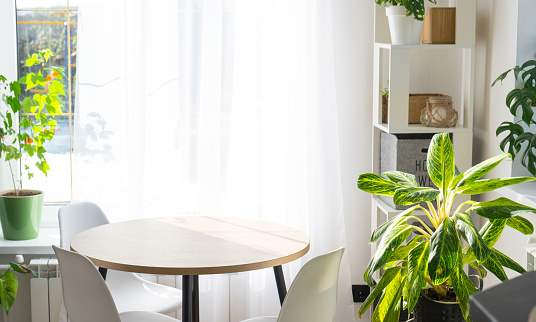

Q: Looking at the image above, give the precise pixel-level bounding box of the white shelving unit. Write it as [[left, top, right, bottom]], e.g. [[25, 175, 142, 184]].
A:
[[370, 0, 477, 263]]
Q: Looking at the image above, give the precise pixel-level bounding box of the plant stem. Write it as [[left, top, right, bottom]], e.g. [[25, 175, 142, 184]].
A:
[[425, 276, 448, 298], [410, 225, 431, 239], [407, 216, 434, 235], [7, 161, 18, 196], [454, 200, 476, 215], [417, 205, 437, 228], [425, 202, 439, 227]]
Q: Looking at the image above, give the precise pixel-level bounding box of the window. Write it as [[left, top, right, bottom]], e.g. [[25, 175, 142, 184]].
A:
[[16, 0, 78, 202]]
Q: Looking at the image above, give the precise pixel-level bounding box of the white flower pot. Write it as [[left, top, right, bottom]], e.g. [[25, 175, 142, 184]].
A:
[[386, 6, 424, 45]]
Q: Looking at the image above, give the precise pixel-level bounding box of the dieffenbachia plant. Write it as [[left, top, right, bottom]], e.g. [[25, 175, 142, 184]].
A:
[[492, 59, 536, 176], [357, 133, 536, 322]]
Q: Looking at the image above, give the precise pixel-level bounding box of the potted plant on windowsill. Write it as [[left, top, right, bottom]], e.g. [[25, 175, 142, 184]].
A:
[[375, 0, 437, 45], [357, 133, 536, 321], [0, 49, 66, 240]]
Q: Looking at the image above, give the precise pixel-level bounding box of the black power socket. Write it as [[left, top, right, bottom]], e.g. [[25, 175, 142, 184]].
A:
[[352, 284, 370, 302]]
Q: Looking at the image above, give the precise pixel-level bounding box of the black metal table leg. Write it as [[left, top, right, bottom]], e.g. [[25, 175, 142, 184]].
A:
[[273, 265, 287, 305], [183, 275, 200, 322], [193, 275, 199, 321], [98, 267, 107, 280]]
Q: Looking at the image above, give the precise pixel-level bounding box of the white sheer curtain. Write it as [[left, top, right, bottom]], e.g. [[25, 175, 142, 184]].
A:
[[74, 0, 354, 320]]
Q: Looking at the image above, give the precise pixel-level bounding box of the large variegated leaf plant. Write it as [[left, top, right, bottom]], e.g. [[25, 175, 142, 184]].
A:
[[357, 133, 536, 322]]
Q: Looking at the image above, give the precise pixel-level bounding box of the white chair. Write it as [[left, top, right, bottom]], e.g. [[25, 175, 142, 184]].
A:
[[241, 248, 345, 322], [53, 245, 179, 322], [58, 202, 182, 314]]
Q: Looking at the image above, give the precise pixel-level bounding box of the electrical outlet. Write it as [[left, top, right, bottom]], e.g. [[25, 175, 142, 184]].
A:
[[352, 284, 370, 302]]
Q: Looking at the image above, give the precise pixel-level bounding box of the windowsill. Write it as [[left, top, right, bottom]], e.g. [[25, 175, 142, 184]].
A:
[[496, 181, 536, 209], [0, 227, 59, 255]]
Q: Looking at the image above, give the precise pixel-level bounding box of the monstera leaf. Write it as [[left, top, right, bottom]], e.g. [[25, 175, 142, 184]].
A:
[[493, 59, 536, 176]]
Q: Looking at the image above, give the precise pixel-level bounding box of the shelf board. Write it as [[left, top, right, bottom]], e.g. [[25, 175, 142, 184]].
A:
[[375, 42, 474, 50], [372, 197, 428, 218], [374, 122, 473, 134]]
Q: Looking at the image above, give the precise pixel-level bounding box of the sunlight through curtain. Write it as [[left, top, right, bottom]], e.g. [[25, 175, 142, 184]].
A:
[[74, 0, 354, 320]]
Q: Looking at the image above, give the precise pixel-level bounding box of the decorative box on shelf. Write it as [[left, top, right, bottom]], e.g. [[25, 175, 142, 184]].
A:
[[422, 7, 456, 44], [379, 132, 436, 210]]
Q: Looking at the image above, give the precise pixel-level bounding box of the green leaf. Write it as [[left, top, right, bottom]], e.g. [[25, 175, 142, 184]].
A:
[[493, 248, 526, 274], [480, 219, 506, 248], [392, 187, 440, 205], [357, 173, 402, 196], [386, 235, 424, 265], [456, 212, 491, 262], [514, 132, 536, 176], [506, 87, 536, 126], [403, 0, 426, 20], [48, 80, 66, 96], [492, 68, 514, 87], [471, 197, 536, 219], [428, 217, 459, 284], [358, 267, 401, 318], [364, 224, 412, 286], [383, 171, 419, 188], [482, 251, 508, 281], [468, 261, 488, 278], [450, 257, 477, 322], [448, 172, 464, 191], [506, 216, 534, 235], [496, 121, 524, 159], [427, 133, 455, 193], [455, 153, 509, 191], [0, 271, 17, 315], [9, 81, 20, 97], [520, 59, 536, 88], [369, 206, 418, 243], [25, 53, 39, 67], [457, 177, 536, 195], [405, 240, 429, 313], [9, 262, 37, 277], [372, 271, 406, 322]]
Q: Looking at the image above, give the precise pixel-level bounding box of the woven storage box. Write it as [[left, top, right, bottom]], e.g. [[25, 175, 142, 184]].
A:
[[382, 94, 447, 124], [422, 8, 456, 44], [379, 132, 436, 210]]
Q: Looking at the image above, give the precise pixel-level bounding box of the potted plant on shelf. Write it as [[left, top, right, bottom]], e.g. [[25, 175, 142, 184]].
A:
[[357, 133, 536, 322], [375, 0, 437, 45], [492, 59, 536, 176], [0, 49, 66, 240]]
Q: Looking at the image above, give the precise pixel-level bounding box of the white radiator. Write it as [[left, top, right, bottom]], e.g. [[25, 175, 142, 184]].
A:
[[30, 258, 62, 322]]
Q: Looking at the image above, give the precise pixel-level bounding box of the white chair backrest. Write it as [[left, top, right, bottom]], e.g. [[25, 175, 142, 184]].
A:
[[58, 202, 110, 248], [53, 245, 122, 322], [278, 248, 345, 322]]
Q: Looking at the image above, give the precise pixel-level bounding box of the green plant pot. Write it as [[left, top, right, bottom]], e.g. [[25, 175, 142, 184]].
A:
[[0, 190, 43, 240]]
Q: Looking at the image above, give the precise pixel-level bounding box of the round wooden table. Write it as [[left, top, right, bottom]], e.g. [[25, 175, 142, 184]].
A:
[[70, 216, 310, 322]]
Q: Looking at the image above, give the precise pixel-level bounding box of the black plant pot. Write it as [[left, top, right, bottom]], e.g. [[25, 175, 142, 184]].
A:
[[413, 290, 464, 322]]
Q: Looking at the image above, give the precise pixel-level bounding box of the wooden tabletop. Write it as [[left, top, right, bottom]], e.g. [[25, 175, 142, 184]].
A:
[[70, 216, 310, 275]]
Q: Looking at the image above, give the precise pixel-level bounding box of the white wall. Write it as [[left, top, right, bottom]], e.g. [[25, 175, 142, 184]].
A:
[[473, 0, 536, 290], [0, 0, 17, 191], [331, 0, 373, 319]]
